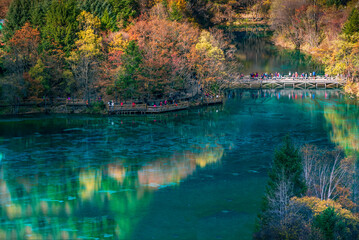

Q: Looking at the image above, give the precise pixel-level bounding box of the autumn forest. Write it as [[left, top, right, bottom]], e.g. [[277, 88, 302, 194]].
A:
[[1, 1, 359, 239], [0, 0, 241, 110]]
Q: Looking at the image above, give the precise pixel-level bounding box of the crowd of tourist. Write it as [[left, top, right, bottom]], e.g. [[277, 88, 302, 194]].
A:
[[247, 71, 323, 79]]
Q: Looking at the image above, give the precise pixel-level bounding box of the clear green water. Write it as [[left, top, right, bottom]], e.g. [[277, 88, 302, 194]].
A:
[[0, 89, 358, 240]]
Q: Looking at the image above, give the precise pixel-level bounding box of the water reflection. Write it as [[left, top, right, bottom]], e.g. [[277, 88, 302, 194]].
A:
[[0, 144, 223, 239], [233, 31, 324, 74], [1, 89, 359, 240], [324, 100, 359, 157], [234, 89, 359, 159], [226, 89, 343, 103]]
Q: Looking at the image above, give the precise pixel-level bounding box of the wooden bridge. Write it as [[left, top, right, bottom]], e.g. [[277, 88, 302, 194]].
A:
[[231, 76, 347, 90]]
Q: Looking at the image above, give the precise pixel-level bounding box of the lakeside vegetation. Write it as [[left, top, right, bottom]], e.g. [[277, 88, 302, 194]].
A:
[[255, 136, 359, 239]]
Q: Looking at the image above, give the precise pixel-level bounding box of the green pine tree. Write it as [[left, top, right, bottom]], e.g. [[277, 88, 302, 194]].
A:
[[30, 0, 51, 28], [116, 40, 142, 100], [313, 207, 347, 240], [2, 0, 32, 42], [343, 8, 359, 37], [42, 0, 79, 54], [109, 0, 138, 26], [267, 135, 306, 199]]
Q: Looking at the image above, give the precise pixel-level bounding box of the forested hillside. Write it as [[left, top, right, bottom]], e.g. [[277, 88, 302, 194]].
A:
[[0, 0, 242, 106]]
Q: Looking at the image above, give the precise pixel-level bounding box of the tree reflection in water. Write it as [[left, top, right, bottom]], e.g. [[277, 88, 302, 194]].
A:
[[0, 145, 223, 239]]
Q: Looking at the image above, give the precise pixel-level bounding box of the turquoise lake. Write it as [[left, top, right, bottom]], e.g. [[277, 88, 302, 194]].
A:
[[1, 89, 358, 240]]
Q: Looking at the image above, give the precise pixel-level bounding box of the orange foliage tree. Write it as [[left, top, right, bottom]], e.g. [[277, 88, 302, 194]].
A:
[[3, 22, 40, 100], [8, 22, 40, 70], [128, 9, 231, 100], [100, 32, 129, 99], [129, 13, 200, 99]]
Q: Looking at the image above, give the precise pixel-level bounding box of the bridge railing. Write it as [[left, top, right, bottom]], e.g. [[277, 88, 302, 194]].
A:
[[236, 76, 346, 83]]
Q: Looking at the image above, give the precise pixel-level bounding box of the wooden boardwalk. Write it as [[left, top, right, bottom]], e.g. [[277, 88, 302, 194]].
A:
[[231, 76, 346, 89], [108, 98, 223, 115], [0, 98, 223, 115], [108, 103, 188, 115]]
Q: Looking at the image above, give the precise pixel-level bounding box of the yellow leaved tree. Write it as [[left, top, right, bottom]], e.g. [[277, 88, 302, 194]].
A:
[[67, 11, 103, 104], [194, 30, 226, 95], [325, 33, 359, 97], [292, 196, 358, 221]]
